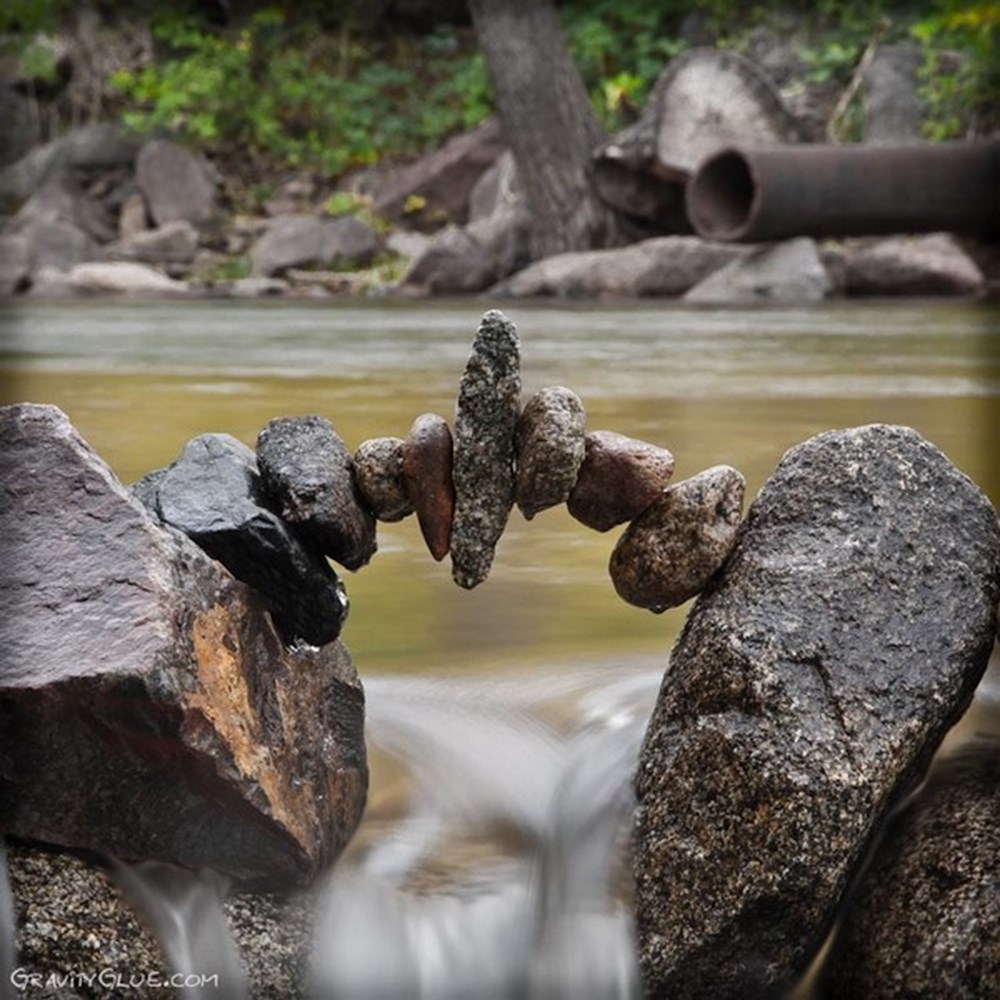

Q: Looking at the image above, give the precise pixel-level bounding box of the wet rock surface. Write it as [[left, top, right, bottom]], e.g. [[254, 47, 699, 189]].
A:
[[256, 415, 376, 571], [402, 413, 455, 562], [515, 386, 586, 520], [0, 404, 367, 889], [152, 432, 349, 645], [567, 430, 675, 532], [450, 310, 521, 588], [634, 424, 1000, 998], [610, 464, 745, 611], [354, 436, 413, 523], [823, 741, 1000, 998]]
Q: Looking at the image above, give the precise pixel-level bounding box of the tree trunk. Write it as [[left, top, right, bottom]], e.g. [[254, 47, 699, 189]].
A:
[[468, 0, 617, 259]]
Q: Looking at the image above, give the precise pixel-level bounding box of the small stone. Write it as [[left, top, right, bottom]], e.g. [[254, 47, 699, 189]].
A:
[[256, 415, 376, 571], [450, 310, 521, 588], [610, 465, 745, 612], [402, 413, 455, 562], [515, 386, 586, 520], [567, 430, 675, 532], [354, 437, 413, 523], [157, 432, 348, 646]]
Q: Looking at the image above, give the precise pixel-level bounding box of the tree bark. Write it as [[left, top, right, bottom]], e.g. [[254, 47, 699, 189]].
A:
[[468, 0, 617, 259]]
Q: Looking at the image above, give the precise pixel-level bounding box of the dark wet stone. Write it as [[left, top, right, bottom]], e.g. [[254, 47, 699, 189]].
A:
[[0, 404, 367, 890], [256, 415, 376, 571], [567, 430, 675, 532], [450, 310, 521, 588], [157, 432, 348, 646], [515, 386, 586, 520], [634, 424, 1000, 998], [610, 465, 745, 611], [823, 741, 1000, 998], [402, 413, 455, 562], [354, 436, 413, 523]]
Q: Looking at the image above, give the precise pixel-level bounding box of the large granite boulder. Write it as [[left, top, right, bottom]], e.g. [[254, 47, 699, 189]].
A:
[[0, 404, 367, 890], [634, 424, 1000, 997], [823, 740, 1000, 997], [135, 139, 218, 227], [250, 214, 381, 277]]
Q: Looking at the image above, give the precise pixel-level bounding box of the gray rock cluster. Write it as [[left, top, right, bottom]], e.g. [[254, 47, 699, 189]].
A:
[[348, 310, 745, 604]]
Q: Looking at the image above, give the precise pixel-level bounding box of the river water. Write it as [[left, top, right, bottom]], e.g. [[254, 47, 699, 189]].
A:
[[1, 297, 998, 996]]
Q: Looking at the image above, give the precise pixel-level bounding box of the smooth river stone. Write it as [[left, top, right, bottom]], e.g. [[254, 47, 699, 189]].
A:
[[450, 310, 521, 588], [634, 424, 1000, 997], [354, 436, 413, 523], [610, 465, 745, 612], [515, 385, 586, 520], [567, 430, 675, 532], [256, 415, 376, 571], [402, 413, 455, 562]]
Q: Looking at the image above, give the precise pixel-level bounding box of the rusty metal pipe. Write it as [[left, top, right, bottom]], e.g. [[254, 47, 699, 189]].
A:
[[686, 142, 1000, 242]]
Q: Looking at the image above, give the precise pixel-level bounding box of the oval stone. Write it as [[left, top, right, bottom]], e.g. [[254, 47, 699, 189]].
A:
[[567, 430, 675, 532], [609, 464, 745, 612], [354, 437, 413, 523], [515, 385, 586, 520], [402, 413, 455, 562]]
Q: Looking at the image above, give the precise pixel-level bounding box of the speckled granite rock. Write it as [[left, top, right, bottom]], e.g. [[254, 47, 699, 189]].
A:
[[610, 465, 745, 611], [822, 741, 1000, 998], [450, 310, 521, 588], [515, 386, 586, 520], [567, 430, 675, 532], [256, 415, 376, 571], [402, 413, 455, 562], [634, 424, 1000, 998], [354, 437, 413, 523]]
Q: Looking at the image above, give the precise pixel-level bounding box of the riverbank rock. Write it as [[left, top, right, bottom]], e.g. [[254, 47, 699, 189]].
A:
[[862, 43, 925, 143], [495, 237, 746, 298], [354, 437, 413, 523], [684, 236, 831, 304], [250, 214, 381, 277], [403, 413, 455, 562], [135, 139, 218, 227], [62, 261, 188, 296], [105, 220, 199, 267], [256, 416, 376, 571], [823, 741, 1000, 998], [634, 424, 1000, 997], [450, 311, 521, 588], [842, 233, 985, 297], [0, 404, 367, 890], [610, 465, 745, 611], [567, 431, 675, 532], [515, 386, 586, 520], [148, 432, 349, 645]]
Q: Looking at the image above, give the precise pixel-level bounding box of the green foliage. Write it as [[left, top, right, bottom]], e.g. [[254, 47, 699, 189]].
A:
[[111, 10, 491, 176], [912, 1, 1000, 138]]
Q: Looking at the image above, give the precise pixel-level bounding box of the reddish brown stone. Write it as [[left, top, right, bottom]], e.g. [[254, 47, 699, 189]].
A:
[[402, 413, 455, 561], [567, 430, 675, 532]]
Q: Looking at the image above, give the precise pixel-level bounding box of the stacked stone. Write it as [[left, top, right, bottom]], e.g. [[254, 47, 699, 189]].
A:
[[136, 308, 747, 644]]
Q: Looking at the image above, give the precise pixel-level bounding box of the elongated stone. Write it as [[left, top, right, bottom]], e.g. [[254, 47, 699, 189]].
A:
[[402, 413, 455, 562], [610, 465, 745, 611], [354, 436, 413, 523], [515, 385, 586, 520], [450, 310, 521, 588], [256, 415, 376, 571], [634, 425, 1000, 997], [567, 430, 675, 532]]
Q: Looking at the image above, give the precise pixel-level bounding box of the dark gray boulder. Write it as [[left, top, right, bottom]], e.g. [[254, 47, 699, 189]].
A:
[[823, 740, 1000, 998], [0, 404, 367, 890], [153, 432, 349, 645], [634, 424, 1000, 998], [450, 310, 521, 589], [256, 415, 376, 571]]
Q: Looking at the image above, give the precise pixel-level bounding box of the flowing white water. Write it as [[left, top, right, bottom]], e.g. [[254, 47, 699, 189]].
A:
[[311, 664, 661, 1000]]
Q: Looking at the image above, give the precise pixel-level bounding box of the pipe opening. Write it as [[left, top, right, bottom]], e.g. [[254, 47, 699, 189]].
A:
[[686, 150, 756, 241]]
